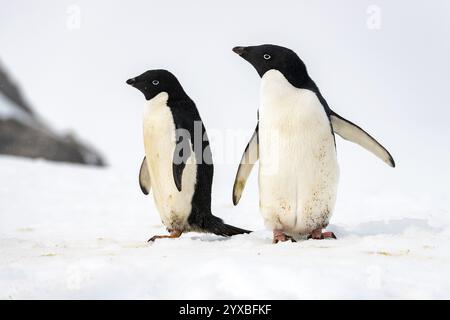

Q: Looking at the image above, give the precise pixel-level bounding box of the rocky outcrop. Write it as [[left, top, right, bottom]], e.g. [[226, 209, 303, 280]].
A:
[[0, 61, 105, 166]]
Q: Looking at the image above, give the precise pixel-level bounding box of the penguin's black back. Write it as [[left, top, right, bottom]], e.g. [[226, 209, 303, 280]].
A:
[[168, 97, 214, 224]]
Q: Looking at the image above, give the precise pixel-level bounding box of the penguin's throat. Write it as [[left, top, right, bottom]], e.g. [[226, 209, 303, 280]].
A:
[[146, 92, 169, 110], [260, 69, 297, 106]]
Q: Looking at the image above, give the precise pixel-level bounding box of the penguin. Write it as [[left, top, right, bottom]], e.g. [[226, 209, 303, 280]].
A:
[[231, 44, 395, 243], [126, 69, 250, 241]]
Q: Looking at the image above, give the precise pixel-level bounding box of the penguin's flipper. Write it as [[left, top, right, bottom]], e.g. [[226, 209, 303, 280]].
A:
[[172, 130, 192, 192], [330, 111, 395, 167], [232, 125, 259, 205], [139, 156, 151, 195]]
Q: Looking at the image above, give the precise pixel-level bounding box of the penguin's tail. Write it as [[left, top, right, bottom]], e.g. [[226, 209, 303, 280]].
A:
[[202, 215, 251, 237]]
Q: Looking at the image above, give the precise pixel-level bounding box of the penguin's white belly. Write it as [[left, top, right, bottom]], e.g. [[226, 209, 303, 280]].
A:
[[142, 92, 197, 230], [258, 70, 339, 236]]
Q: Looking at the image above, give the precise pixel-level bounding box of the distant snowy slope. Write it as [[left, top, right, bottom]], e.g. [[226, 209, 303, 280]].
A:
[[0, 157, 449, 299]]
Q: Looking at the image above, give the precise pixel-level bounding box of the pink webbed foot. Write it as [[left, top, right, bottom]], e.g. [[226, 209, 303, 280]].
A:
[[272, 230, 296, 244], [148, 229, 182, 242], [308, 229, 337, 240]]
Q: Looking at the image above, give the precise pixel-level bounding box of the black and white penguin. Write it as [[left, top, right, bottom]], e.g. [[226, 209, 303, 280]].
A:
[[231, 44, 395, 243], [127, 69, 250, 241]]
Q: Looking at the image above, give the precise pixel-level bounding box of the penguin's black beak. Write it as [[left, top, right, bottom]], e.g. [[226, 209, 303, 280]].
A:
[[126, 78, 136, 86], [232, 46, 246, 56]]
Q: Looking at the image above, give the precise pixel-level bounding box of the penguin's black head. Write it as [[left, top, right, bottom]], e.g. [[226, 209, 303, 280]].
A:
[[126, 69, 186, 101], [233, 44, 309, 85]]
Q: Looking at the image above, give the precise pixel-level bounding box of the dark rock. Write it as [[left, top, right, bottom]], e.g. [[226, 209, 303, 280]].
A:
[[0, 61, 106, 166], [0, 63, 34, 115]]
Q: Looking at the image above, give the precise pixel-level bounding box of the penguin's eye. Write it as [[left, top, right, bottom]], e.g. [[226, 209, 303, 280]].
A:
[[152, 80, 159, 86], [263, 54, 271, 60]]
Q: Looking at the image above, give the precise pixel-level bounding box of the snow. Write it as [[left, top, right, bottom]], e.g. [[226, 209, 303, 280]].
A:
[[1, 156, 449, 299]]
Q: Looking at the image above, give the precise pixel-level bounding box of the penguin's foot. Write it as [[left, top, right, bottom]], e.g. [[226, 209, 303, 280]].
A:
[[308, 229, 337, 240], [148, 229, 182, 242], [272, 230, 296, 244]]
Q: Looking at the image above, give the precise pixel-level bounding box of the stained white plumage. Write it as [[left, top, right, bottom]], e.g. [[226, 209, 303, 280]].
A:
[[258, 70, 339, 236]]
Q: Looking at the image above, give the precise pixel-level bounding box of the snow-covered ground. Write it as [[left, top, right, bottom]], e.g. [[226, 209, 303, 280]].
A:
[[1, 156, 449, 299]]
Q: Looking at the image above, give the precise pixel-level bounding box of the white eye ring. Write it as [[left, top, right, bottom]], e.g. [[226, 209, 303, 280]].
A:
[[263, 54, 271, 60], [152, 80, 159, 85]]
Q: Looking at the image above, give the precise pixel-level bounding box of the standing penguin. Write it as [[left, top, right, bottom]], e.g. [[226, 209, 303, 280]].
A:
[[127, 69, 250, 241], [232, 45, 395, 243]]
